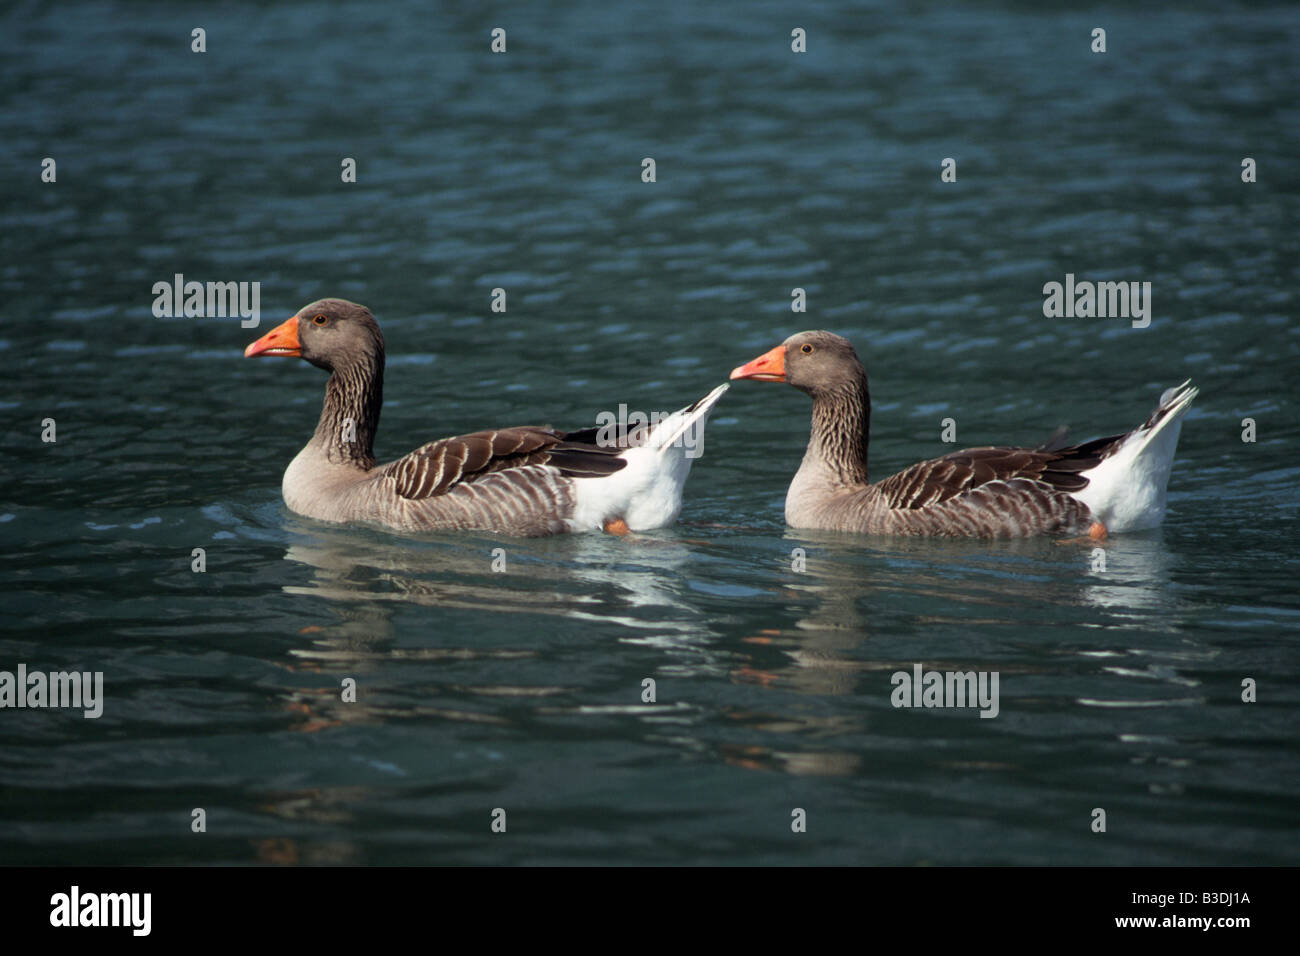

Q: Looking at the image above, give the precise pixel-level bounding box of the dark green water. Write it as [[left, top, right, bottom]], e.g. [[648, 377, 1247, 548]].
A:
[[2, 1, 1297, 865]]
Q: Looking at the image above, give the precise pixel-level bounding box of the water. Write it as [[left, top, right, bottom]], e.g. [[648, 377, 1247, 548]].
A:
[[1, 0, 1297, 865]]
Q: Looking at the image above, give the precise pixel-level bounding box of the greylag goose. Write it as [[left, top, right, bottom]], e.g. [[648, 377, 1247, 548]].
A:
[[244, 299, 727, 536], [730, 331, 1197, 538]]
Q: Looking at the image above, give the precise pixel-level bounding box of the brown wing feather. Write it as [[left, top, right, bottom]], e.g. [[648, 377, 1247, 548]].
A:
[[381, 426, 626, 501], [876, 439, 1119, 511]]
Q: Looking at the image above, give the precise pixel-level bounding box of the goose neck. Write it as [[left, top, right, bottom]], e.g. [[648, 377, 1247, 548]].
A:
[[313, 354, 383, 468], [805, 376, 871, 486]]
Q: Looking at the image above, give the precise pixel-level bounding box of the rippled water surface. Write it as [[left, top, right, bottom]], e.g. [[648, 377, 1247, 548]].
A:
[[2, 1, 1297, 865]]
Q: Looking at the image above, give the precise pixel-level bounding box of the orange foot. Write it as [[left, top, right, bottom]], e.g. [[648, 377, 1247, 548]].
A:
[[603, 517, 631, 536], [1055, 521, 1110, 546]]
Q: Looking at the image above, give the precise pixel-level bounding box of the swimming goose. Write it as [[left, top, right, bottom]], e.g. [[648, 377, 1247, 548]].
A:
[[244, 299, 727, 536], [730, 331, 1196, 537]]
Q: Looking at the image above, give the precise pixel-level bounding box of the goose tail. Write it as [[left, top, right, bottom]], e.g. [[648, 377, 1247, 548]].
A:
[[1072, 381, 1197, 532], [569, 384, 729, 531]]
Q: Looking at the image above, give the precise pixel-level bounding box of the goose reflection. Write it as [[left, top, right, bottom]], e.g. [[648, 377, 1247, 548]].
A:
[[717, 529, 1207, 777], [751, 529, 1198, 681], [250, 786, 371, 865], [268, 517, 727, 735], [280, 517, 718, 636]]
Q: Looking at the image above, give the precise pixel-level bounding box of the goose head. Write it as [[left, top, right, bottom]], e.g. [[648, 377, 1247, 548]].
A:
[[729, 330, 865, 398], [244, 298, 385, 373]]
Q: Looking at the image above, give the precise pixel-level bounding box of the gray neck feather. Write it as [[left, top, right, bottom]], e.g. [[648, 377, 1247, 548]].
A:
[[314, 351, 383, 468], [807, 373, 871, 486]]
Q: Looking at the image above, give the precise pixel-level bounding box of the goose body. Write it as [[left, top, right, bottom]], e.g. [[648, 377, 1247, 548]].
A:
[[246, 299, 726, 536], [731, 331, 1196, 538]]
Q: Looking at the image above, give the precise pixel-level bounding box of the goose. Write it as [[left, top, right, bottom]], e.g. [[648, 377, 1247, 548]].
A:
[[730, 331, 1196, 538], [243, 299, 727, 536]]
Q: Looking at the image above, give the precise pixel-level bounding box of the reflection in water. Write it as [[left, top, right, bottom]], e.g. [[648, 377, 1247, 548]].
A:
[[252, 786, 371, 864], [718, 741, 864, 777], [268, 520, 730, 741], [711, 529, 1211, 778], [279, 519, 721, 641], [264, 515, 1213, 789], [758, 529, 1202, 676]]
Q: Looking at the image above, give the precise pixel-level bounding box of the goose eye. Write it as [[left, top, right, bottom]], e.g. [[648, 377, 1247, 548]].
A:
[[312, 314, 328, 326], [800, 344, 813, 354]]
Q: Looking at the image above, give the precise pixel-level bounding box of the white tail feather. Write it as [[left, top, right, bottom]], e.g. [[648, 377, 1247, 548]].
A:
[[569, 383, 729, 530], [1072, 381, 1197, 532], [645, 383, 730, 454]]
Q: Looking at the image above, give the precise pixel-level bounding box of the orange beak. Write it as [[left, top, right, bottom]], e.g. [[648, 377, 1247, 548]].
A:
[[729, 344, 786, 382], [244, 315, 302, 358]]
